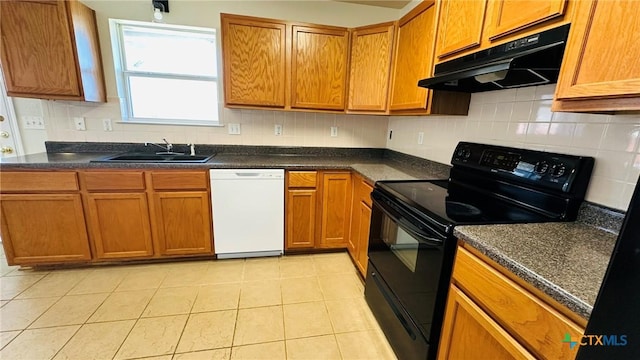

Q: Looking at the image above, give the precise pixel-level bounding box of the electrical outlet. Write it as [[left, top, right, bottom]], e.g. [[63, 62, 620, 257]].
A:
[[418, 132, 424, 145], [275, 124, 283, 136], [228, 123, 241, 135], [102, 119, 113, 131], [74, 117, 86, 131], [330, 126, 338, 137]]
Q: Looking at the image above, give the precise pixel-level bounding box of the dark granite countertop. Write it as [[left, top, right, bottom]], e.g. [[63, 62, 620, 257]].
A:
[[454, 223, 617, 320], [0, 147, 451, 184]]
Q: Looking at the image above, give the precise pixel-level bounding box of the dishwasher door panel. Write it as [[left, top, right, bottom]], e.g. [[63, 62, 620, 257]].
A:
[[210, 169, 284, 258]]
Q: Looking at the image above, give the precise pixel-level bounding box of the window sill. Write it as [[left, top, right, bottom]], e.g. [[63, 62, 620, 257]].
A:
[[116, 120, 224, 127]]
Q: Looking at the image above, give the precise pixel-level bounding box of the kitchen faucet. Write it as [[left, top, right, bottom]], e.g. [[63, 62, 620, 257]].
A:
[[145, 138, 174, 153]]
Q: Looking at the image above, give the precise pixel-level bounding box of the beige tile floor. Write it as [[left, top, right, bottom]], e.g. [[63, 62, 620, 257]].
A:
[[0, 249, 397, 360]]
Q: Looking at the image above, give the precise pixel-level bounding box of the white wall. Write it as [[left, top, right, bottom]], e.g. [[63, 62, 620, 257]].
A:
[[387, 84, 640, 210], [13, 0, 400, 153]]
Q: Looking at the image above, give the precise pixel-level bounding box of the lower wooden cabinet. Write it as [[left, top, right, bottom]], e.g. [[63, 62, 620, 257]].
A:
[[439, 285, 535, 360], [152, 191, 213, 256], [348, 174, 373, 276], [319, 172, 352, 248], [0, 193, 91, 265], [438, 245, 584, 359], [85, 193, 154, 259], [286, 189, 317, 249], [285, 170, 353, 251]]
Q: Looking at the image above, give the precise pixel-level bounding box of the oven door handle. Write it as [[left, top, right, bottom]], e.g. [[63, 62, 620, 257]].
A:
[[375, 200, 445, 246], [397, 218, 444, 246]]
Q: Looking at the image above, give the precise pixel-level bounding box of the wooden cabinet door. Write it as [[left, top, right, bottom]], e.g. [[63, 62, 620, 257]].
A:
[[286, 189, 317, 249], [0, 0, 81, 98], [291, 25, 349, 110], [486, 0, 567, 41], [438, 285, 535, 360], [435, 0, 488, 59], [0, 194, 91, 265], [347, 22, 395, 112], [355, 201, 372, 276], [389, 2, 436, 111], [152, 191, 213, 256], [553, 0, 640, 112], [221, 14, 286, 107], [319, 172, 352, 248], [86, 193, 154, 259]]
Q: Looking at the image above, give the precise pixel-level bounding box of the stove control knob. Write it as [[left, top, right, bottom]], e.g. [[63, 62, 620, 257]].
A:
[[464, 150, 471, 159], [534, 161, 549, 174], [551, 164, 566, 178], [456, 149, 465, 158]]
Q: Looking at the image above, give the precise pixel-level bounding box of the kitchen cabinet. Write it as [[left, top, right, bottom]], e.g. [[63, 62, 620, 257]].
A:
[[348, 174, 373, 276], [0, 0, 105, 102], [435, 0, 571, 63], [347, 22, 395, 112], [319, 172, 352, 248], [81, 171, 154, 260], [389, 1, 470, 115], [149, 171, 213, 256], [285, 170, 353, 251], [221, 14, 286, 107], [291, 25, 350, 110], [286, 171, 319, 249], [553, 0, 640, 112], [438, 245, 584, 359], [0, 171, 91, 265]]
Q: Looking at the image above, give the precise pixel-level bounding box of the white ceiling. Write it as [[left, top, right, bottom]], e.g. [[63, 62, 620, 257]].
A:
[[333, 0, 412, 9]]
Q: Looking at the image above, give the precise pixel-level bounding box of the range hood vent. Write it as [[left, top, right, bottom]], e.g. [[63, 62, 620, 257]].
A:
[[418, 24, 570, 93]]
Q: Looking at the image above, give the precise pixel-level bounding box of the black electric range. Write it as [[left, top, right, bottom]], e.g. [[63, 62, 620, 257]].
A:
[[365, 142, 595, 360]]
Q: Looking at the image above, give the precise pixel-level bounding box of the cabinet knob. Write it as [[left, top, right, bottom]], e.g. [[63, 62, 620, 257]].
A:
[[0, 131, 9, 138], [1, 146, 14, 154]]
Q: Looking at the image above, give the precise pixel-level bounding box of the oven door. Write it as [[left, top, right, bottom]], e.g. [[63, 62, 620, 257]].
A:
[[367, 189, 453, 344]]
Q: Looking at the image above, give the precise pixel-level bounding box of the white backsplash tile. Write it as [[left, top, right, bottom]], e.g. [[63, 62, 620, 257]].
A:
[[387, 85, 640, 210]]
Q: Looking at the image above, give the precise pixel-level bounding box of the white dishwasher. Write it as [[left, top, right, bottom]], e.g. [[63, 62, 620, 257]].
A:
[[210, 169, 284, 259]]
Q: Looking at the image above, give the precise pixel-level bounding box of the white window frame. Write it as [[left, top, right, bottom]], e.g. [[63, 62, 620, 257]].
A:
[[109, 19, 222, 126]]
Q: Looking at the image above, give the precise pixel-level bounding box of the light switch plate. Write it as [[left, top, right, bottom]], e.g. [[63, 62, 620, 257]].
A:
[[418, 132, 424, 145], [274, 124, 283, 136], [102, 119, 113, 131], [22, 116, 45, 129], [330, 126, 338, 137]]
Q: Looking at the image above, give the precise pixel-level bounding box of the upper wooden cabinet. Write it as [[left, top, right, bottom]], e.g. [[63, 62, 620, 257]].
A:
[[0, 0, 105, 102], [221, 14, 286, 107], [435, 0, 570, 62], [347, 22, 395, 112], [389, 1, 470, 115], [435, 0, 488, 59], [553, 0, 640, 112], [291, 25, 350, 110]]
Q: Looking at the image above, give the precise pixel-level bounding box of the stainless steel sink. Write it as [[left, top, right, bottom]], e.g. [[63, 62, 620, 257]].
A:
[[91, 152, 215, 163]]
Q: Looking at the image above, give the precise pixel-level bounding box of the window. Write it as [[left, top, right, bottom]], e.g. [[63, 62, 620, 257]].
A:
[[109, 19, 220, 126]]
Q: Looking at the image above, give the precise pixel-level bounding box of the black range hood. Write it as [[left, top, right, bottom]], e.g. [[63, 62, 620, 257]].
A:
[[418, 24, 570, 93]]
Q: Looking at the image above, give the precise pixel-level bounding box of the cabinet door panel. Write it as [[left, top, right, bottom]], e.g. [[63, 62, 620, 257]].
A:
[[438, 285, 535, 360], [389, 3, 435, 111], [0, 194, 90, 265], [348, 23, 395, 111], [356, 201, 372, 275], [555, 0, 640, 101], [487, 0, 567, 40], [436, 0, 488, 59], [86, 193, 154, 259], [320, 172, 352, 248], [222, 15, 286, 107], [0, 0, 81, 97], [152, 191, 213, 256], [291, 26, 349, 110], [286, 189, 317, 249]]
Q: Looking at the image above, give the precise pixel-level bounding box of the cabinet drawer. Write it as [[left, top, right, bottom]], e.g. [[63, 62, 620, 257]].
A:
[[82, 171, 145, 191], [453, 247, 582, 359], [0, 171, 78, 192], [288, 171, 317, 188], [151, 171, 208, 190]]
